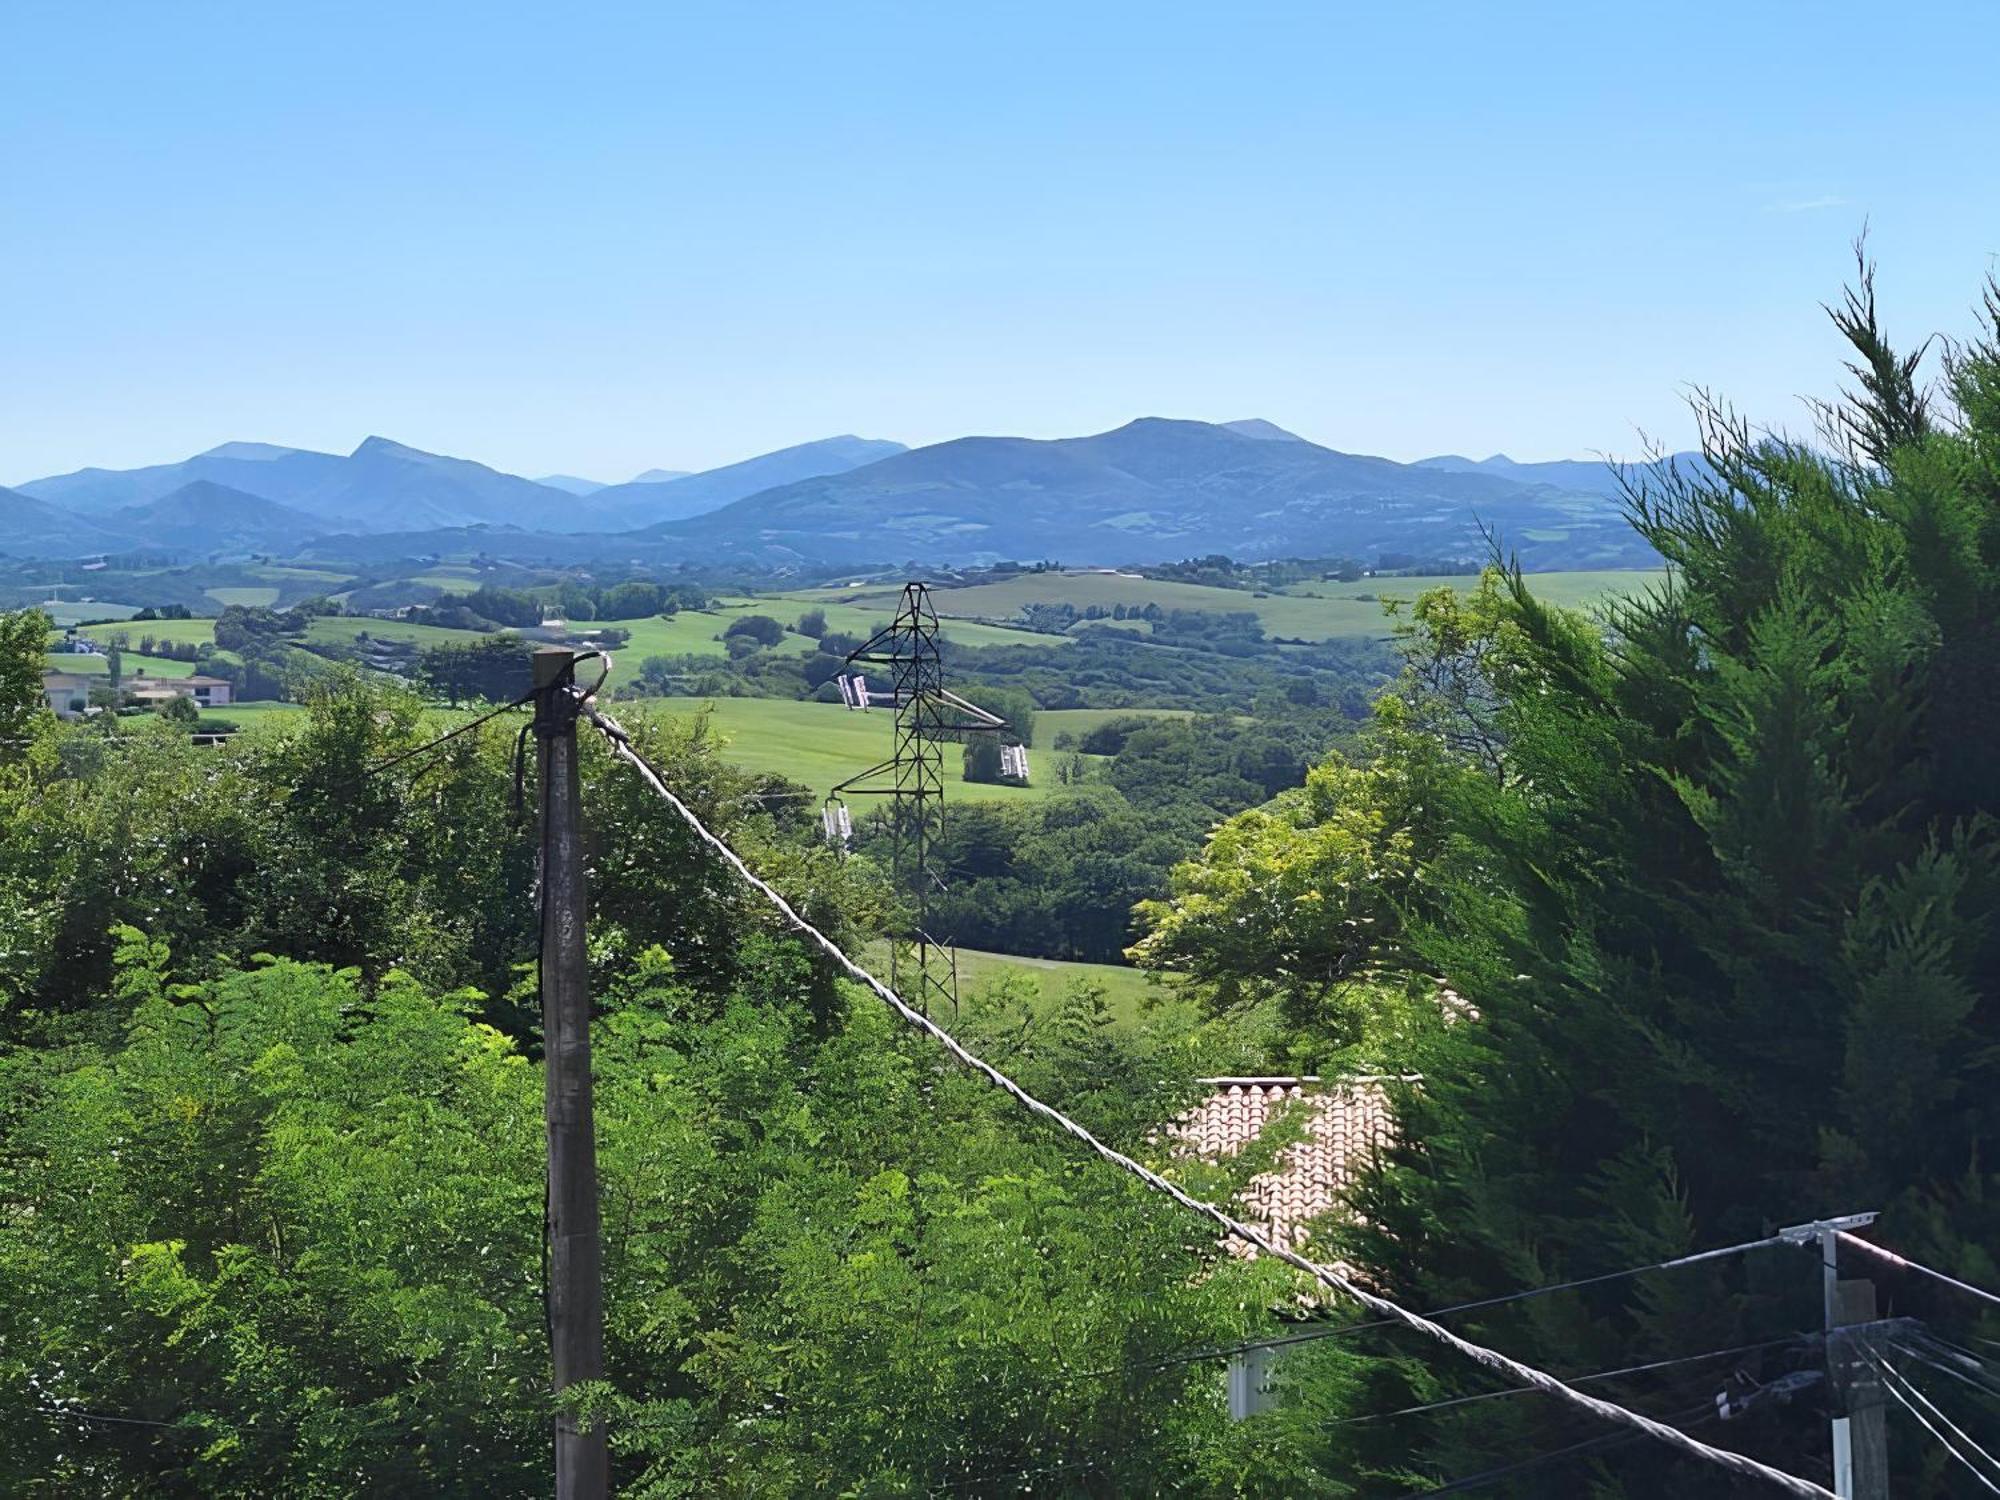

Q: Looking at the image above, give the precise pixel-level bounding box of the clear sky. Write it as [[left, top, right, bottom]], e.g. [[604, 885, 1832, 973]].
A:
[[4, 1, 1996, 486]]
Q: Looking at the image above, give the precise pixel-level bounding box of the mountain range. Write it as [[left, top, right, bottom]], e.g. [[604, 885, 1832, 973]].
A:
[[6, 422, 1682, 568], [645, 418, 1661, 568]]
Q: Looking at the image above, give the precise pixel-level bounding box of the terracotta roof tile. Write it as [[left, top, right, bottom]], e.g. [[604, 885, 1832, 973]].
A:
[[1171, 1076, 1401, 1259]]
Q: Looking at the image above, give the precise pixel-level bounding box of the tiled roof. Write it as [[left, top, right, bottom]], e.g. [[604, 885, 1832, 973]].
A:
[[1173, 1077, 1402, 1258]]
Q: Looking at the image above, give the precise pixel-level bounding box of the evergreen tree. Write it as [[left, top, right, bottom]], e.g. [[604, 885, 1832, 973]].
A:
[[1332, 267, 2000, 1492]]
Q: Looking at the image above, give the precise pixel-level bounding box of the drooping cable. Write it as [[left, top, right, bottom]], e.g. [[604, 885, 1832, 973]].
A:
[[1130, 1234, 1803, 1373], [1866, 1352, 2000, 1494], [578, 700, 1834, 1500], [1415, 1398, 1716, 1495], [1874, 1352, 2000, 1487], [1894, 1333, 2000, 1406], [1329, 1334, 1812, 1428]]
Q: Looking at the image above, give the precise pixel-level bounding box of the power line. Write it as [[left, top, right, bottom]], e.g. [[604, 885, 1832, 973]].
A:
[[1880, 1352, 2000, 1479], [1866, 1351, 2000, 1494], [1415, 1398, 1717, 1495], [1131, 1231, 1805, 1372], [1834, 1231, 2000, 1313], [358, 690, 536, 782], [1330, 1334, 1813, 1429], [578, 698, 1835, 1500], [32, 1405, 186, 1429], [1894, 1333, 2000, 1406]]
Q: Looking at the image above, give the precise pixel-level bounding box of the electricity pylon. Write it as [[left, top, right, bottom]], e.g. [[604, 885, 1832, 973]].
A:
[[832, 582, 1007, 1017]]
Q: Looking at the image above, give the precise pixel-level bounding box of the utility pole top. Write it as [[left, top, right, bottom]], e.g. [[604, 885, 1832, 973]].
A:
[[534, 646, 577, 689], [1777, 1212, 1878, 1246]]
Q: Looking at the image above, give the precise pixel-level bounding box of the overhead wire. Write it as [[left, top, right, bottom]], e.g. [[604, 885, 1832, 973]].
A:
[[1865, 1351, 2000, 1494], [1834, 1231, 2000, 1313], [1894, 1332, 2000, 1406], [1414, 1397, 1719, 1495], [577, 697, 1835, 1500], [1127, 1231, 1805, 1373], [1328, 1333, 1813, 1429]]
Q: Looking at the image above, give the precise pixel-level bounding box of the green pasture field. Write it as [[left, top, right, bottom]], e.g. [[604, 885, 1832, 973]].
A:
[[948, 947, 1185, 1030], [204, 586, 281, 608], [41, 651, 198, 680], [244, 565, 355, 585], [612, 600, 1067, 663], [80, 619, 216, 649], [793, 568, 1660, 642], [302, 617, 514, 650], [1281, 567, 1662, 614], [622, 696, 1066, 804], [38, 600, 142, 626], [200, 703, 309, 729]]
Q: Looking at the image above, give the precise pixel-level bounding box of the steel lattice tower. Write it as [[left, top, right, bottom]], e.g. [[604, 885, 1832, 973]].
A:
[[832, 582, 1006, 1017]]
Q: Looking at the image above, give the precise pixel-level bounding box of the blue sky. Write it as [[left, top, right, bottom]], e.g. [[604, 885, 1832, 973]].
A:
[[4, 1, 1996, 484]]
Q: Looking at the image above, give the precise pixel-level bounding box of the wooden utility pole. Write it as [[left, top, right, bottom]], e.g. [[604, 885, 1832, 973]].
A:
[[535, 648, 609, 1498], [1823, 1227, 1889, 1500]]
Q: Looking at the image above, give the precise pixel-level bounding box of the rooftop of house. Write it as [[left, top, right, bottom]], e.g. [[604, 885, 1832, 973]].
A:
[[1174, 1076, 1407, 1259]]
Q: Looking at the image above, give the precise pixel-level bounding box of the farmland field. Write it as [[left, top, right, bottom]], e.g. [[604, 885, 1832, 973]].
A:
[[623, 696, 1069, 804], [41, 651, 198, 679], [793, 567, 1660, 642], [204, 586, 281, 608], [39, 600, 142, 626], [948, 947, 1184, 1030], [81, 619, 216, 649]]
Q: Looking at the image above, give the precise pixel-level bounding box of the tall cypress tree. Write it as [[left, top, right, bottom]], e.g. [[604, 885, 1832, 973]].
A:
[[1335, 268, 2000, 1493]]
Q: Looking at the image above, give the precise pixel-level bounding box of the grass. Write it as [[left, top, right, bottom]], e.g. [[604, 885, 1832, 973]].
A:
[[201, 703, 309, 729], [792, 568, 1661, 643], [1035, 707, 1199, 742], [38, 601, 142, 626], [623, 696, 1065, 803], [80, 619, 216, 649], [613, 601, 1065, 663], [950, 947, 1183, 1029], [41, 651, 198, 680], [302, 617, 519, 649], [204, 586, 281, 608]]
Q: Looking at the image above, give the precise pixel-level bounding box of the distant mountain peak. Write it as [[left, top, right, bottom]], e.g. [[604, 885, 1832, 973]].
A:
[[1221, 418, 1307, 443], [351, 435, 439, 463], [629, 467, 692, 485], [197, 441, 303, 462]]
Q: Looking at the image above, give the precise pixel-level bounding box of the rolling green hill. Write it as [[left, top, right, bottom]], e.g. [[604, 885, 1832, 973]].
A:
[[796, 567, 1659, 642]]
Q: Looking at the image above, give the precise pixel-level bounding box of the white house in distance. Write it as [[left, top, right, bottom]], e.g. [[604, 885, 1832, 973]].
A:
[[41, 670, 234, 720]]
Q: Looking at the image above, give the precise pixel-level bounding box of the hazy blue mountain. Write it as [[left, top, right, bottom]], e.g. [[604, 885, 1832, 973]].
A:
[[198, 441, 305, 462], [1220, 418, 1308, 442], [1416, 450, 1708, 499], [653, 418, 1654, 568], [290, 436, 578, 531], [21, 437, 581, 533], [106, 480, 327, 555], [536, 474, 609, 496], [22, 445, 348, 514], [0, 485, 121, 558], [629, 467, 691, 485], [586, 436, 908, 529]]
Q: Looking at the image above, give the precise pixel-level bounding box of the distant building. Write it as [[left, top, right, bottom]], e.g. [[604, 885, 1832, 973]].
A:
[[1171, 1076, 1406, 1420], [125, 675, 234, 710], [41, 671, 95, 718], [42, 670, 235, 720]]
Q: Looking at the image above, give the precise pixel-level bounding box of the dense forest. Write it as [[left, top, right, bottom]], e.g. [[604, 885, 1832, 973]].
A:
[[4, 270, 1999, 1494]]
